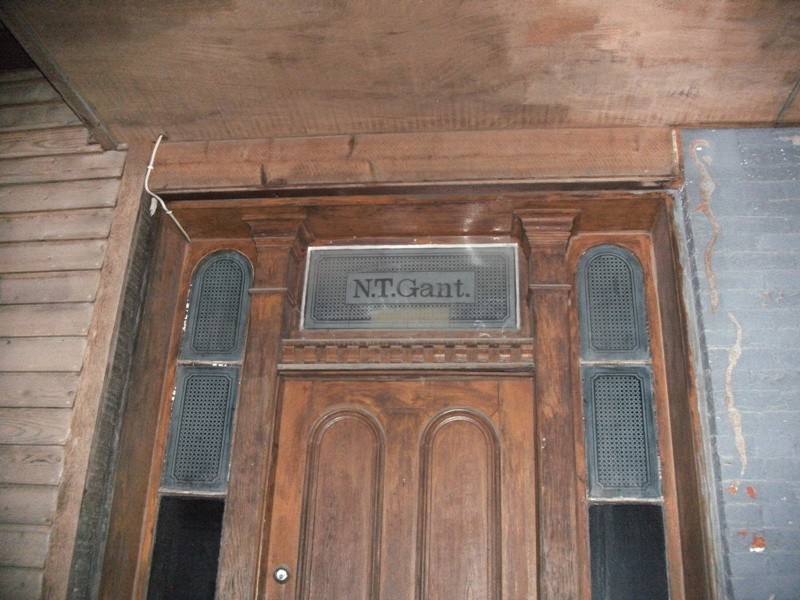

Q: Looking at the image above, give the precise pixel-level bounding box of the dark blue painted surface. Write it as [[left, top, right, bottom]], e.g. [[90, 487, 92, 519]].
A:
[[681, 129, 800, 600]]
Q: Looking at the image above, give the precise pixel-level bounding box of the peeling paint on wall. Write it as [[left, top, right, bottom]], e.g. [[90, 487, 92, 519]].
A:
[[689, 139, 721, 313], [725, 311, 747, 478], [777, 134, 800, 146], [749, 535, 766, 553]]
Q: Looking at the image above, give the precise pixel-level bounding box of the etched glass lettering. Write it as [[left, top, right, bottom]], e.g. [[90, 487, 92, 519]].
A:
[[346, 272, 475, 304]]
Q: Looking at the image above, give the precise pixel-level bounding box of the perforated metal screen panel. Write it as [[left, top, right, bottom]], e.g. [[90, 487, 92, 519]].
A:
[[578, 245, 649, 360], [302, 245, 518, 330], [583, 367, 660, 499], [182, 251, 252, 361], [162, 366, 239, 493]]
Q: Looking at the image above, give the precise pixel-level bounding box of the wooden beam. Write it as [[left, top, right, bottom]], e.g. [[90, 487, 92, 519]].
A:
[[149, 128, 680, 194], [99, 215, 187, 600], [514, 209, 583, 600]]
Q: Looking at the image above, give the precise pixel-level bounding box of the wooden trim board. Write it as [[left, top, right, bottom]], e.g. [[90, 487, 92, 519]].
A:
[[149, 128, 681, 195]]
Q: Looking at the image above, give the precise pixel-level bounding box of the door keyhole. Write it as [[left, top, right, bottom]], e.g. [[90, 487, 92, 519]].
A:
[[273, 567, 290, 584]]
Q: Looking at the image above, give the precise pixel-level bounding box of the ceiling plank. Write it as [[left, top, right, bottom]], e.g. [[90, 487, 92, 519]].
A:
[[0, 7, 119, 150], [3, 1, 799, 144]]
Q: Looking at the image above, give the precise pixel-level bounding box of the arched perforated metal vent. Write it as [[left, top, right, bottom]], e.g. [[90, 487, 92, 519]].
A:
[[578, 244, 667, 596], [162, 367, 239, 493], [584, 369, 659, 498], [578, 245, 649, 360], [162, 250, 251, 493], [182, 251, 252, 361], [578, 245, 660, 500]]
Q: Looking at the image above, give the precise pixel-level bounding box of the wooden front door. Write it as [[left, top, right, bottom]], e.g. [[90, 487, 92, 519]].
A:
[[262, 377, 536, 600]]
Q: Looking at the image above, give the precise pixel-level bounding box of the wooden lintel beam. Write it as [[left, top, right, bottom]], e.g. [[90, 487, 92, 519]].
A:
[[148, 128, 681, 194]]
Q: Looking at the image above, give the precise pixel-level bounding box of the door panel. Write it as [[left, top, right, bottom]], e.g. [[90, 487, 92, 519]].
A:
[[301, 410, 383, 599], [263, 378, 535, 600], [418, 410, 500, 599]]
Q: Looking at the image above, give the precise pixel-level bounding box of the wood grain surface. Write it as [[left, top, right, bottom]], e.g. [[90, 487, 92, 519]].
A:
[[3, 1, 798, 144], [150, 128, 679, 193], [0, 70, 125, 600]]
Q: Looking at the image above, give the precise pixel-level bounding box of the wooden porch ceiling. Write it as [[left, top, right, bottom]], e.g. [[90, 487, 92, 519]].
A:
[[1, 1, 799, 149]]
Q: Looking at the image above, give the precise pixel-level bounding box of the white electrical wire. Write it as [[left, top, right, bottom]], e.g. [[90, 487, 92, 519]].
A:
[[144, 134, 191, 242]]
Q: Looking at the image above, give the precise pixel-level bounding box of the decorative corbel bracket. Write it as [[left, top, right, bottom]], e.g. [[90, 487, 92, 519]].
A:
[[512, 208, 580, 287], [243, 211, 315, 303]]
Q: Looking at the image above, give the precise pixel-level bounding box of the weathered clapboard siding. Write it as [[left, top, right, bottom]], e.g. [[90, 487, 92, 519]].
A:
[[0, 208, 114, 241], [0, 484, 58, 524], [0, 179, 120, 213], [0, 302, 94, 337], [0, 103, 82, 132], [0, 271, 100, 304], [0, 337, 87, 372], [0, 70, 127, 600], [0, 446, 63, 485], [0, 239, 107, 273], [0, 408, 72, 446], [0, 524, 50, 568], [0, 78, 62, 107], [0, 127, 98, 159], [0, 567, 42, 600], [0, 70, 41, 85], [0, 151, 126, 185], [0, 373, 79, 408]]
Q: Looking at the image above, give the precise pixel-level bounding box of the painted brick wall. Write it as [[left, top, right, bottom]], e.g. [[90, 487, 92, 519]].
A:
[[680, 129, 800, 600]]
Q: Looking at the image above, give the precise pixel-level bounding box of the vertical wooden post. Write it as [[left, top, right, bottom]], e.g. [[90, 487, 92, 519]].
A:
[[99, 213, 188, 600], [216, 212, 313, 600], [514, 209, 582, 600]]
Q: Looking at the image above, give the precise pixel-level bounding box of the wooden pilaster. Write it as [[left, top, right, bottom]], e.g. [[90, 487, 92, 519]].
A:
[[514, 209, 582, 600], [216, 211, 313, 599]]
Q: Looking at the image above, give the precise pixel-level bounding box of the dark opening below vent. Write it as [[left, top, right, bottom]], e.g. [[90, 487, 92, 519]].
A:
[[148, 497, 224, 600], [590, 504, 669, 600]]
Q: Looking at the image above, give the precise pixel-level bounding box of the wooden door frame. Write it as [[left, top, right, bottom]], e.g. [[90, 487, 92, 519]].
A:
[[99, 190, 714, 600]]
